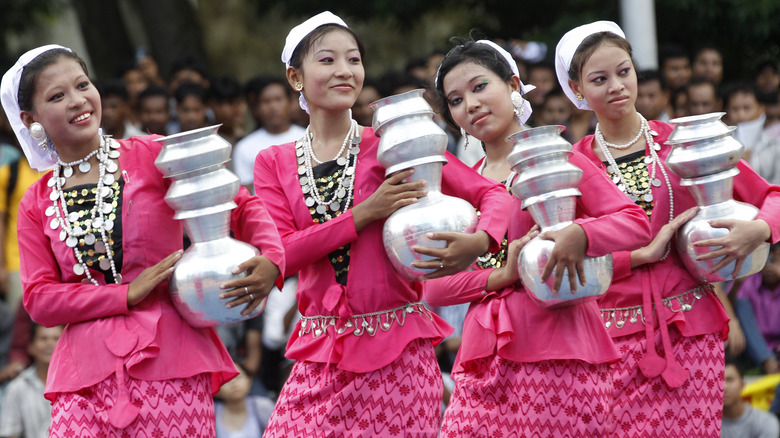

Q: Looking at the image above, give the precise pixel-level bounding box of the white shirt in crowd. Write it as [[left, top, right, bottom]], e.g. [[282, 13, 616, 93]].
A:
[[232, 125, 306, 191]]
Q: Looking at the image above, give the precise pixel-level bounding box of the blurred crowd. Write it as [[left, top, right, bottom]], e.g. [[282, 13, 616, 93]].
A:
[[1, 39, 780, 436]]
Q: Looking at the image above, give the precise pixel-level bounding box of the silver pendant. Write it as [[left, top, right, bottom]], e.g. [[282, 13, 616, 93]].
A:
[[47, 177, 56, 187], [104, 219, 114, 231], [352, 136, 361, 145], [66, 236, 78, 247], [103, 173, 115, 185], [108, 149, 120, 159], [105, 160, 118, 173], [298, 165, 306, 175], [296, 147, 304, 157], [337, 157, 347, 166], [59, 229, 67, 241], [68, 212, 80, 222], [102, 203, 113, 214], [316, 204, 327, 215], [101, 186, 112, 198], [612, 175, 621, 184], [110, 140, 120, 149], [653, 143, 661, 151], [341, 177, 352, 187], [50, 218, 60, 229], [73, 264, 85, 275], [617, 184, 625, 192], [336, 188, 346, 198], [297, 156, 305, 165], [330, 201, 340, 211], [49, 190, 59, 201], [94, 241, 106, 253], [78, 161, 91, 173], [643, 193, 654, 202], [114, 273, 123, 285], [345, 167, 355, 176], [349, 146, 360, 155], [92, 217, 103, 228], [45, 206, 56, 217], [85, 233, 96, 245], [629, 193, 638, 202], [305, 197, 315, 207], [301, 185, 310, 194], [652, 178, 662, 187], [299, 176, 309, 186], [73, 226, 84, 235], [99, 258, 111, 270], [645, 156, 653, 164], [63, 166, 74, 178]]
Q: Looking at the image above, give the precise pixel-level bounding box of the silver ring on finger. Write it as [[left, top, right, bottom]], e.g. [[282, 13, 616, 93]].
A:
[[249, 293, 254, 301], [244, 286, 249, 295], [439, 260, 444, 269]]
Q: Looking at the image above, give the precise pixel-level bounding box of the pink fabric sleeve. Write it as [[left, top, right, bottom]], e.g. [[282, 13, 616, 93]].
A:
[[570, 152, 653, 256], [424, 268, 496, 307], [254, 149, 359, 275], [231, 186, 286, 286], [18, 191, 130, 327], [734, 159, 780, 244], [441, 152, 513, 252], [611, 250, 633, 280]]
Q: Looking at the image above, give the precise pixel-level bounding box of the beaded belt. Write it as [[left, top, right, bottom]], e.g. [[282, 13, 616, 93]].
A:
[[600, 284, 714, 330], [298, 302, 434, 339]]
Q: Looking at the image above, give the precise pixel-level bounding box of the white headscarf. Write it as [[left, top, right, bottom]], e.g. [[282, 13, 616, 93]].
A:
[[554, 20, 625, 111], [0, 44, 72, 171], [281, 11, 349, 114], [474, 40, 536, 125]]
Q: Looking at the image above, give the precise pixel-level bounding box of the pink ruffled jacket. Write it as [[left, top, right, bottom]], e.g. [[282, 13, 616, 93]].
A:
[[423, 151, 653, 373], [573, 120, 780, 341], [254, 127, 514, 373], [18, 136, 285, 403]]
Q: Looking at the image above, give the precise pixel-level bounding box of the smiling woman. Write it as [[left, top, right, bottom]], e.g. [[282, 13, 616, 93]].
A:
[[254, 11, 515, 438], [0, 44, 285, 436]]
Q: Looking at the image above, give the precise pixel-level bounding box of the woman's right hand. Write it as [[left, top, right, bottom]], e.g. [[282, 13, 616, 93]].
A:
[[630, 206, 698, 268], [127, 250, 183, 306], [351, 168, 427, 231]]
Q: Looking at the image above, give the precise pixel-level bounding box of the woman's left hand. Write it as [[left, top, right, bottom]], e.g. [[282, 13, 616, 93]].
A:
[[694, 219, 771, 278], [220, 255, 281, 316], [539, 223, 588, 293], [412, 230, 490, 280]]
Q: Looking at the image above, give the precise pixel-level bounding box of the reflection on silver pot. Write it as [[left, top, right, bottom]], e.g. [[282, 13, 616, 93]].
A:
[[507, 125, 613, 308], [667, 112, 769, 282], [155, 125, 264, 327], [371, 89, 479, 281]]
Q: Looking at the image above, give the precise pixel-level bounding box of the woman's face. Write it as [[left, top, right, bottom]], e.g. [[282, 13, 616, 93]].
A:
[[442, 61, 519, 146], [23, 57, 102, 149], [294, 29, 364, 113], [572, 43, 638, 121]]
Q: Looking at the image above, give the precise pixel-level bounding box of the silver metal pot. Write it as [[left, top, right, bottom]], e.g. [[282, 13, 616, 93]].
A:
[[371, 89, 478, 281], [667, 112, 769, 282], [508, 126, 613, 308], [155, 125, 264, 327]]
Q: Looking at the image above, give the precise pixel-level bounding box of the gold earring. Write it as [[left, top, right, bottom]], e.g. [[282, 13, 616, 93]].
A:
[[294, 82, 303, 92], [575, 92, 583, 101]]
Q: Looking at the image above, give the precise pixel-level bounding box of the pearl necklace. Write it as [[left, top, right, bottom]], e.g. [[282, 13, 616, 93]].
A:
[[595, 117, 644, 150], [45, 136, 123, 285], [477, 159, 516, 191], [595, 113, 674, 260], [297, 120, 361, 221]]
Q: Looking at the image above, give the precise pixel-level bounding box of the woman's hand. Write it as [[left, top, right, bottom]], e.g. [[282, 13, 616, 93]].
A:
[[351, 169, 427, 231], [486, 226, 540, 291], [128, 249, 183, 306], [694, 218, 771, 278], [220, 255, 281, 316], [727, 317, 746, 356], [631, 206, 699, 268], [413, 230, 491, 280], [539, 223, 588, 293]]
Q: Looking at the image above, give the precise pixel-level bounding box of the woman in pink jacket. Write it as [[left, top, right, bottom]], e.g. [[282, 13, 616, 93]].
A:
[[425, 38, 653, 437], [0, 45, 284, 436], [555, 21, 780, 436], [254, 12, 514, 437]]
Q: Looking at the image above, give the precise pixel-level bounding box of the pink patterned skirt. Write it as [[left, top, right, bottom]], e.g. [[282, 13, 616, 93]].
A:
[[49, 373, 214, 438], [610, 328, 724, 437], [264, 338, 442, 437], [440, 356, 613, 438]]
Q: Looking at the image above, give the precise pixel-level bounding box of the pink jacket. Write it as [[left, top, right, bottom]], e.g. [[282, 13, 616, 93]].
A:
[[18, 136, 285, 403], [254, 127, 514, 373], [423, 151, 653, 372], [573, 120, 780, 341]]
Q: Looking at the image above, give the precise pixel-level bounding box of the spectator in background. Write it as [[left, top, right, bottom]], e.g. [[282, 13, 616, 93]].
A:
[[692, 45, 724, 85], [723, 83, 767, 161], [352, 78, 381, 127], [670, 85, 689, 119], [233, 77, 304, 192], [134, 50, 166, 89], [117, 61, 149, 126], [761, 90, 780, 130], [208, 76, 247, 145], [214, 362, 275, 438], [137, 85, 170, 135], [754, 59, 780, 95], [405, 57, 430, 84], [536, 86, 572, 128], [736, 243, 780, 362], [96, 79, 144, 139], [168, 54, 211, 97], [174, 82, 209, 133], [636, 69, 670, 122], [525, 61, 557, 110], [0, 324, 62, 438], [686, 77, 722, 116], [659, 44, 692, 94], [721, 358, 780, 438]]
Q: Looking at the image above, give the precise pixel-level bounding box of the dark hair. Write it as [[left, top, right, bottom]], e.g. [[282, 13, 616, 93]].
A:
[[18, 48, 89, 112], [540, 86, 567, 108], [96, 78, 130, 101], [434, 39, 516, 129], [244, 76, 291, 99], [687, 77, 719, 97], [722, 81, 759, 108], [137, 84, 168, 103], [724, 356, 745, 378], [405, 57, 428, 74], [169, 54, 210, 81], [568, 31, 633, 84], [207, 76, 242, 102], [288, 23, 365, 71], [377, 71, 427, 97], [659, 44, 690, 67], [174, 82, 207, 105], [638, 69, 666, 90], [755, 58, 779, 76], [692, 45, 722, 62]]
